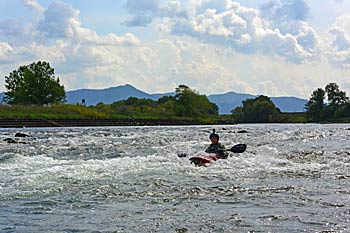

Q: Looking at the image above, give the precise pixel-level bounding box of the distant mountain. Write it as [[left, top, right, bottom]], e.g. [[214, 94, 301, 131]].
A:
[[208, 92, 307, 114], [66, 84, 173, 105], [208, 92, 255, 114], [66, 84, 307, 113], [270, 96, 307, 113], [1, 84, 307, 113]]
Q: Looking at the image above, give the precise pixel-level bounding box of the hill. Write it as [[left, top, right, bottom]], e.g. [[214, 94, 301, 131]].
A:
[[208, 92, 255, 114], [66, 84, 174, 106], [270, 96, 307, 113], [208, 92, 307, 113], [1, 84, 307, 113]]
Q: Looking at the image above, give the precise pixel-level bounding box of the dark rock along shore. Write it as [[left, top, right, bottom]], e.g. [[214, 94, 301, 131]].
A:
[[0, 118, 230, 128]]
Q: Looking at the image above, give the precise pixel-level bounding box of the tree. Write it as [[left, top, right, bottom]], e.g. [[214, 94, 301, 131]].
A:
[[334, 102, 350, 119], [325, 83, 349, 106], [305, 88, 325, 120], [106, 85, 218, 118], [174, 85, 218, 117], [233, 95, 281, 123], [306, 83, 350, 122], [3, 61, 66, 105]]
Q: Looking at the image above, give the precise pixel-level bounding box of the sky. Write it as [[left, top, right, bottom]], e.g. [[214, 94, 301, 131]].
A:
[[0, 0, 350, 99]]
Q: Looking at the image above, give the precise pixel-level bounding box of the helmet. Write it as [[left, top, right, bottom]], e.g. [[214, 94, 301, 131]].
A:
[[209, 129, 219, 139]]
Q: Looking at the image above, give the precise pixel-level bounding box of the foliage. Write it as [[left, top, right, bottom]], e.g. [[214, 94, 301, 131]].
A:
[[3, 61, 66, 105], [4, 78, 350, 123], [305, 88, 325, 121], [305, 83, 350, 122], [174, 85, 218, 117], [325, 83, 349, 106], [105, 85, 218, 118], [232, 95, 281, 123]]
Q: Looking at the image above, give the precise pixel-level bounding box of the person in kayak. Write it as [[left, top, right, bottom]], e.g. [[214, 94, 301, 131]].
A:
[[205, 129, 228, 159]]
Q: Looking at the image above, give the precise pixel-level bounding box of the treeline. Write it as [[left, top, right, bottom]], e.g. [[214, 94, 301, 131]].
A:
[[0, 85, 221, 122], [231, 95, 308, 123], [305, 83, 350, 122], [1, 61, 349, 123], [94, 85, 218, 118], [1, 61, 219, 121], [2, 61, 218, 118], [230, 82, 350, 123]]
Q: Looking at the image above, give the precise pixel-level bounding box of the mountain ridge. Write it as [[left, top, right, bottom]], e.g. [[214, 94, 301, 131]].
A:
[[65, 84, 307, 113], [1, 84, 308, 114]]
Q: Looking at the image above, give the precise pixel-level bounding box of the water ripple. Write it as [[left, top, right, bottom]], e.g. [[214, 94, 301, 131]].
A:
[[0, 124, 349, 232]]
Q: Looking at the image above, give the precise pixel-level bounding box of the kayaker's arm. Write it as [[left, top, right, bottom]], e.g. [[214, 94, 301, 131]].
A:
[[205, 147, 219, 153]]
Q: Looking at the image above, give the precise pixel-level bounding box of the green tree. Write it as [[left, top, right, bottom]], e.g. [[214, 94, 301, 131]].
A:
[[174, 85, 218, 117], [157, 96, 176, 116], [306, 83, 350, 121], [325, 83, 349, 106], [334, 102, 350, 119], [3, 61, 66, 105], [233, 95, 281, 123], [110, 97, 158, 116], [305, 88, 325, 121]]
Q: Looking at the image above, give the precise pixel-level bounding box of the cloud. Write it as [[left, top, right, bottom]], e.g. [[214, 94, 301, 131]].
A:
[[0, 0, 350, 97], [329, 50, 350, 69], [22, 0, 44, 12], [165, 1, 319, 63], [123, 0, 159, 26], [334, 13, 350, 33], [0, 42, 13, 63], [124, 0, 348, 66], [0, 19, 37, 45], [327, 14, 350, 68], [329, 26, 350, 51], [36, 1, 141, 45], [0, 2, 44, 45], [38, 1, 80, 38], [260, 0, 310, 22], [258, 0, 319, 54], [123, 0, 187, 27], [0, 1, 142, 85]]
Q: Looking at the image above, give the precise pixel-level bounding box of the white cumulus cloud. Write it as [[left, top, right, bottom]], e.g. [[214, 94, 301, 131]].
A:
[[0, 42, 13, 63], [260, 0, 310, 22], [22, 0, 44, 12], [329, 26, 350, 51], [38, 1, 80, 38], [1, 0, 350, 97], [164, 1, 318, 63], [327, 13, 350, 68]]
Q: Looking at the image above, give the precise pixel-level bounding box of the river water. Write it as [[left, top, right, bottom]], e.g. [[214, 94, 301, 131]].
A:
[[0, 124, 349, 232]]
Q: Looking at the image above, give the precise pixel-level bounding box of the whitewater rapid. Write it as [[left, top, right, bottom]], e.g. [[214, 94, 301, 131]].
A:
[[0, 124, 349, 232]]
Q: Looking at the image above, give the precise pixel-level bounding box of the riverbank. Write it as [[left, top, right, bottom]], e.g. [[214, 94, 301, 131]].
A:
[[0, 118, 237, 128]]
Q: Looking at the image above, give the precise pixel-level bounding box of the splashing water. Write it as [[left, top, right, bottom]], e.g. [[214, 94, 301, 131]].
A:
[[0, 124, 349, 232]]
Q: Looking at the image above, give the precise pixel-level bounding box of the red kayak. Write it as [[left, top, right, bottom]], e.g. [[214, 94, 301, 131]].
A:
[[189, 154, 219, 166], [178, 144, 247, 166]]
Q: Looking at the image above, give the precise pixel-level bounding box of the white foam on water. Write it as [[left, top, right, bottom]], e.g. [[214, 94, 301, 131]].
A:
[[1, 124, 349, 232]]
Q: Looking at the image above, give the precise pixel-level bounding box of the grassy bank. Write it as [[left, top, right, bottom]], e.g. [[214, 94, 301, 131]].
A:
[[5, 104, 340, 124], [0, 105, 238, 125], [0, 105, 109, 119]]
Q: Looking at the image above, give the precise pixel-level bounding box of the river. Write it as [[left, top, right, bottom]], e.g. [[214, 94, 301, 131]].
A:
[[1, 124, 349, 232]]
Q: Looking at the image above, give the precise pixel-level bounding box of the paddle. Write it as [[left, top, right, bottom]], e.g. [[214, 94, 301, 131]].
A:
[[223, 143, 247, 153], [177, 143, 247, 158]]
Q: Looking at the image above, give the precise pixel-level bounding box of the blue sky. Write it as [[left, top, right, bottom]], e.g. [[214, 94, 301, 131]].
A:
[[0, 0, 350, 98]]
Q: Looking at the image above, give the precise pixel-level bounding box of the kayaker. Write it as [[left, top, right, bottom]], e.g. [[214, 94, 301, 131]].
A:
[[205, 129, 228, 159]]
